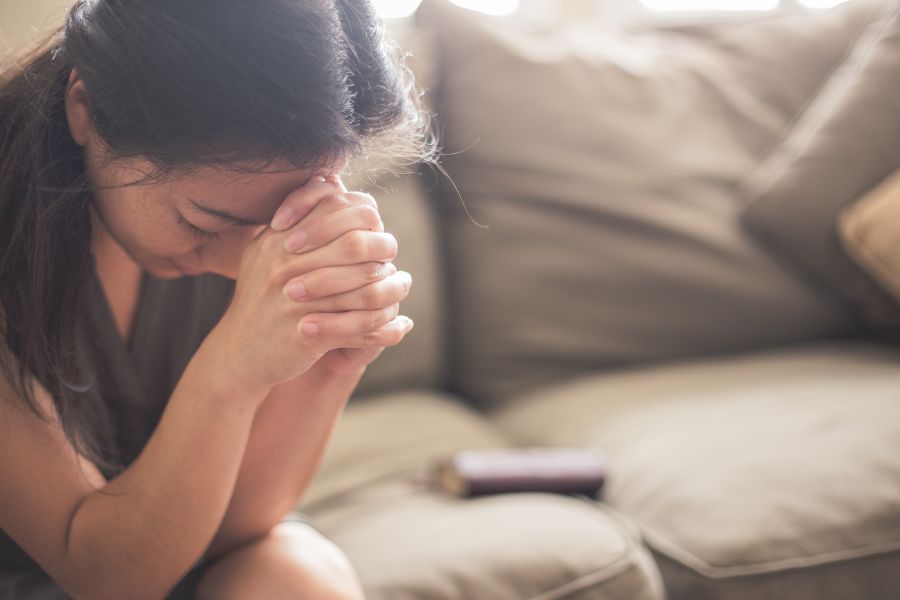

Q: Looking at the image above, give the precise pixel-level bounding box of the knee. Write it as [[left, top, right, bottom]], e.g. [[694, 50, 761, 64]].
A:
[[271, 521, 366, 600], [195, 521, 366, 600]]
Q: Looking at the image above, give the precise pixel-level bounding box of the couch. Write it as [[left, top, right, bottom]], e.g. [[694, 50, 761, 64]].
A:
[[292, 1, 900, 598]]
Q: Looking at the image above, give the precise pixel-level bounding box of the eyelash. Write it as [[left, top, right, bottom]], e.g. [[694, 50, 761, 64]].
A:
[[177, 214, 220, 242]]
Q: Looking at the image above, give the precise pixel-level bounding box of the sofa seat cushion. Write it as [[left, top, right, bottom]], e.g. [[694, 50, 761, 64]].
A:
[[298, 390, 513, 510], [306, 482, 663, 600], [296, 389, 664, 600], [490, 342, 900, 599]]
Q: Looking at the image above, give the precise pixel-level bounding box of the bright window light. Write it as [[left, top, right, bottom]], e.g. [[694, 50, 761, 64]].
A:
[[798, 0, 854, 7], [640, 0, 778, 10], [449, 0, 520, 15], [372, 0, 423, 18]]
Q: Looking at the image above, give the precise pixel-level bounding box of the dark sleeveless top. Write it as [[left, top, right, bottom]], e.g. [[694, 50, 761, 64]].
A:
[[0, 257, 236, 573]]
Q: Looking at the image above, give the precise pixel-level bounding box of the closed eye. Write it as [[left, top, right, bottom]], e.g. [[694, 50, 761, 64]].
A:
[[177, 212, 220, 242]]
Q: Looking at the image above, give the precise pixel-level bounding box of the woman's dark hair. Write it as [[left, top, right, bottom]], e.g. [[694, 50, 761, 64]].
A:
[[0, 0, 437, 477]]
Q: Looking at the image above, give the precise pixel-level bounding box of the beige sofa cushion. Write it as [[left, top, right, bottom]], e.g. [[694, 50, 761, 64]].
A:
[[739, 1, 900, 332], [491, 342, 900, 599], [297, 389, 664, 600], [840, 167, 900, 300], [416, 0, 875, 406], [298, 390, 512, 510]]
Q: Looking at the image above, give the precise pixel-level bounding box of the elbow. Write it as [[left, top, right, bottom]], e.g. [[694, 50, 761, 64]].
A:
[[203, 510, 286, 563], [61, 542, 197, 600]]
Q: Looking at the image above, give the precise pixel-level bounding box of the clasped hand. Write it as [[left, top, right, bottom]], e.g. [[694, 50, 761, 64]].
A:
[[211, 174, 413, 394]]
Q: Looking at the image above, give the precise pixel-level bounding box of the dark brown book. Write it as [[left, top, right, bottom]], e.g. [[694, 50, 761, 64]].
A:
[[432, 447, 606, 499]]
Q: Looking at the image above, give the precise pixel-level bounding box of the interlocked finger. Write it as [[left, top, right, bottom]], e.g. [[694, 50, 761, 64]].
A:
[[298, 303, 401, 338], [283, 262, 398, 302]]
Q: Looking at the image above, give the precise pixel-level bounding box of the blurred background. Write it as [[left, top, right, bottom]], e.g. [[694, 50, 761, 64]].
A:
[[1, 0, 859, 56]]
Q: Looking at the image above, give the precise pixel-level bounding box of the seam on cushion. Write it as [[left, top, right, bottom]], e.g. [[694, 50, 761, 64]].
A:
[[731, 0, 895, 207], [753, 3, 898, 196], [525, 502, 659, 600], [637, 521, 900, 579], [526, 555, 635, 600]]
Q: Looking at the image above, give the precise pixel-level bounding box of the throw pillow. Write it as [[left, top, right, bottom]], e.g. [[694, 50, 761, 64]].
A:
[[738, 1, 900, 333]]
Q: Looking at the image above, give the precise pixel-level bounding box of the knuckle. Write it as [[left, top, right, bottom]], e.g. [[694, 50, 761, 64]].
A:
[[325, 194, 349, 209], [397, 271, 412, 295], [337, 192, 359, 207], [362, 192, 378, 210], [271, 263, 294, 288], [342, 230, 368, 260], [360, 285, 381, 307], [358, 205, 382, 230], [360, 332, 380, 347], [382, 233, 399, 260], [366, 261, 386, 281], [277, 192, 318, 225], [365, 311, 382, 330], [259, 232, 280, 254], [347, 191, 378, 210]]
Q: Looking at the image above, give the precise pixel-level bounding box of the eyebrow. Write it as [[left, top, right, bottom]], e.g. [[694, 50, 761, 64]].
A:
[[187, 198, 269, 226]]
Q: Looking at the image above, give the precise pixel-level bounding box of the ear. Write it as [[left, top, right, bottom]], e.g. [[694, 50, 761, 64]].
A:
[[64, 68, 94, 147]]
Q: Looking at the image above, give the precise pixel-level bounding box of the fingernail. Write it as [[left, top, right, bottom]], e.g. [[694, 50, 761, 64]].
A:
[[270, 208, 294, 231], [312, 176, 327, 183], [284, 230, 309, 253], [283, 280, 307, 301], [402, 316, 414, 330], [300, 321, 319, 335]]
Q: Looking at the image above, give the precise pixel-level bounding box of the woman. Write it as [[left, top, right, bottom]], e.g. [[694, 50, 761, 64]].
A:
[[0, 0, 436, 597]]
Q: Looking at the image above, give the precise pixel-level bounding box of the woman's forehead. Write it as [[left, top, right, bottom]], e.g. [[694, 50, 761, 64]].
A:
[[171, 163, 325, 223]]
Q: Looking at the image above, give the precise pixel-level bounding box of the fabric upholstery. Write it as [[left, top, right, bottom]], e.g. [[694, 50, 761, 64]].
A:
[[491, 341, 900, 600], [739, 1, 900, 334], [297, 390, 664, 600], [298, 390, 513, 510], [415, 0, 874, 406]]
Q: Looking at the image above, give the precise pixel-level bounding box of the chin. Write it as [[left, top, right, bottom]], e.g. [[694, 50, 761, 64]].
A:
[[142, 258, 192, 279], [147, 265, 186, 279]]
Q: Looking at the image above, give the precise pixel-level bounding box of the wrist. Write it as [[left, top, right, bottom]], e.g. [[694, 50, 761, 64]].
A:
[[313, 361, 368, 384], [190, 334, 272, 411]]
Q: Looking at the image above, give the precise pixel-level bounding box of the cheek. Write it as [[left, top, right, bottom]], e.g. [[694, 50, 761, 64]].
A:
[[95, 199, 190, 260], [122, 210, 187, 255]]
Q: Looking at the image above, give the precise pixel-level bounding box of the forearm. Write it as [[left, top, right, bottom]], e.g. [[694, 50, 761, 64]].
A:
[[63, 344, 268, 600], [203, 365, 366, 560]]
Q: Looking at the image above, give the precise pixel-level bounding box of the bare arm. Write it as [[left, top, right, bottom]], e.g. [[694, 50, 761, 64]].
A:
[[0, 334, 272, 600], [61, 342, 269, 599], [202, 365, 366, 560]]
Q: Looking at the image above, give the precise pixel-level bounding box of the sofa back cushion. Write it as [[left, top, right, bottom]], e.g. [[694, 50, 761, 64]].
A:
[[418, 0, 880, 406]]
